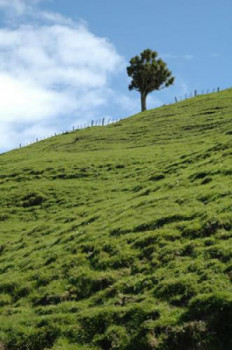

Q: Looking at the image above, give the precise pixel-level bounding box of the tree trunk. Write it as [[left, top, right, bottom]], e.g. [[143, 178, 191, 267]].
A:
[[141, 93, 147, 112]]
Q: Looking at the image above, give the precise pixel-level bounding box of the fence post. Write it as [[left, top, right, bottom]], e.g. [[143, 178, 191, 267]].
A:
[[194, 90, 197, 97], [217, 87, 220, 92], [175, 97, 178, 103]]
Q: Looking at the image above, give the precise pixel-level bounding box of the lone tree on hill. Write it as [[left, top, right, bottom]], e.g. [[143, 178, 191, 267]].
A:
[[127, 49, 175, 112]]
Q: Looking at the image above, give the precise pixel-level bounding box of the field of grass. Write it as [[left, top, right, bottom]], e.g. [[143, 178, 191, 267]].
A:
[[0, 89, 231, 350]]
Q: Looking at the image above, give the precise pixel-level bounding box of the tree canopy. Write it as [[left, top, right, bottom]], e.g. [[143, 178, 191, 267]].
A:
[[127, 49, 175, 111]]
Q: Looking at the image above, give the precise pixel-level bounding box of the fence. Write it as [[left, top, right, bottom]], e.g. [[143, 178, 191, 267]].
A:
[[18, 117, 122, 149], [18, 87, 221, 149], [173, 86, 220, 104]]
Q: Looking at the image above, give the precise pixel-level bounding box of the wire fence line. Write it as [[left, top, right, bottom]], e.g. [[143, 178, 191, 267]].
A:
[[18, 86, 221, 149], [172, 86, 220, 104], [18, 118, 122, 148]]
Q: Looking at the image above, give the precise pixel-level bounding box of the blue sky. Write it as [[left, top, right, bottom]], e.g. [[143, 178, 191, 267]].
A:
[[0, 0, 231, 152]]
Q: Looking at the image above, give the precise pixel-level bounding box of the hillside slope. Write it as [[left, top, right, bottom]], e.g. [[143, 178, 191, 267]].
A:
[[0, 89, 232, 350]]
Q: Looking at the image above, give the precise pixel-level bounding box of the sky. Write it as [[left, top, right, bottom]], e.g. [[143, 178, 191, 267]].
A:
[[0, 0, 231, 152]]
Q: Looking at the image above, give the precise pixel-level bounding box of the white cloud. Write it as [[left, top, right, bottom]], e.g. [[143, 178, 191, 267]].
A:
[[162, 53, 194, 60], [0, 0, 33, 15], [0, 72, 75, 122], [0, 24, 122, 88], [210, 53, 220, 58], [183, 54, 193, 60], [0, 2, 125, 151], [39, 11, 76, 26]]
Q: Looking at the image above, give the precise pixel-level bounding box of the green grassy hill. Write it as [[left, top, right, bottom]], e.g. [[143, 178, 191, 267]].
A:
[[0, 89, 232, 350]]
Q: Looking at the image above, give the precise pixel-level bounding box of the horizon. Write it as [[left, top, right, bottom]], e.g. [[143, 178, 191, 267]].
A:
[[0, 86, 225, 155]]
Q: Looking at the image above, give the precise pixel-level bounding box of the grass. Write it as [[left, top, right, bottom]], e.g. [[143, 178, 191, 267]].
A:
[[0, 89, 231, 349]]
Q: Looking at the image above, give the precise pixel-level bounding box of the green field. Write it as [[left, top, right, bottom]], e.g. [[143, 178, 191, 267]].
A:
[[0, 89, 231, 350]]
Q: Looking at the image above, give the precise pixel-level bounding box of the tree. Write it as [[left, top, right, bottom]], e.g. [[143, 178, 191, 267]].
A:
[[127, 49, 175, 112]]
